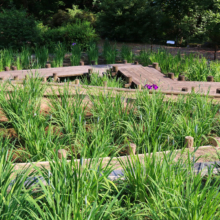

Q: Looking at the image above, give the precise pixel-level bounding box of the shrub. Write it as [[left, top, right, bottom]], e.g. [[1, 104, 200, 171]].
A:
[[0, 9, 40, 50], [48, 5, 96, 28], [40, 21, 98, 50]]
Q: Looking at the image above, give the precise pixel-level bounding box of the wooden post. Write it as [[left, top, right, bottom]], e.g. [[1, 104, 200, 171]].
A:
[[168, 73, 174, 80], [58, 149, 67, 159], [182, 87, 188, 92], [42, 77, 47, 82], [152, 62, 159, 70], [207, 76, 214, 82], [127, 143, 136, 155], [137, 84, 142, 90], [103, 81, 107, 88], [127, 77, 132, 84], [4, 67, 9, 71], [112, 66, 118, 72], [88, 69, 93, 75], [209, 137, 220, 147], [12, 66, 17, 71], [53, 73, 58, 82], [14, 75, 19, 81], [185, 136, 194, 148], [46, 63, 51, 68], [80, 61, 84, 66], [178, 75, 185, 81], [75, 79, 79, 85], [123, 60, 127, 64], [134, 61, 139, 65]]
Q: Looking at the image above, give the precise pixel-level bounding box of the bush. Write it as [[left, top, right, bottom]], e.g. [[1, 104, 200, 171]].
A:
[[0, 9, 40, 50], [48, 5, 96, 28], [40, 21, 98, 50]]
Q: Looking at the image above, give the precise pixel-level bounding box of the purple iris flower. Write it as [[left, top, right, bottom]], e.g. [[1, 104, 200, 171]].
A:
[[144, 84, 158, 90], [72, 43, 76, 46], [152, 84, 158, 90]]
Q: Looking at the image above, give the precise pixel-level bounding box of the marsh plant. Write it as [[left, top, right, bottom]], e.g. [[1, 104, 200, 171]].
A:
[[0, 77, 220, 218], [137, 48, 220, 81], [81, 71, 125, 88], [120, 44, 134, 63], [70, 43, 81, 66], [51, 42, 66, 67], [35, 46, 49, 68], [0, 78, 219, 161], [103, 40, 117, 64], [87, 42, 99, 65]]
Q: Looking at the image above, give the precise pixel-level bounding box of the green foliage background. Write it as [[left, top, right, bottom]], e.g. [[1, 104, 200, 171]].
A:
[[1, 0, 220, 49]]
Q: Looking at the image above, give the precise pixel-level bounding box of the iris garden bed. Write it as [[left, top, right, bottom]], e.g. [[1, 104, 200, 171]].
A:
[[1, 76, 220, 219]]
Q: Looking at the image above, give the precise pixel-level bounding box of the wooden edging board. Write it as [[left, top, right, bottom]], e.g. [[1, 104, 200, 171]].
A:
[[13, 145, 215, 175]]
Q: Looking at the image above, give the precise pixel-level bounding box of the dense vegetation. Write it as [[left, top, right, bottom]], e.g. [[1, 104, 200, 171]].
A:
[[0, 78, 220, 219], [1, 0, 220, 50], [0, 78, 219, 162]]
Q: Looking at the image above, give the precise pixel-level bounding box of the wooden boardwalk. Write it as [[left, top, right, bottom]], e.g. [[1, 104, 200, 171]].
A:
[[1, 63, 220, 94]]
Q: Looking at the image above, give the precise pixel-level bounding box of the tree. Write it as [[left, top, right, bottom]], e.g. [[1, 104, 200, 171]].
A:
[[204, 1, 220, 59], [96, 0, 164, 42]]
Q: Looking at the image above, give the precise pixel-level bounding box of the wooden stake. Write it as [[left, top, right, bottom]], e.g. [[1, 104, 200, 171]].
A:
[[4, 67, 9, 71], [209, 137, 220, 147], [185, 136, 194, 148], [14, 75, 19, 81], [123, 60, 127, 64], [137, 84, 142, 90], [168, 73, 174, 80], [53, 73, 58, 82], [88, 69, 93, 75], [42, 77, 47, 82], [46, 63, 51, 68], [152, 62, 159, 70], [103, 81, 107, 88], [207, 76, 214, 82], [112, 66, 118, 72], [127, 143, 136, 155], [75, 79, 79, 85], [12, 66, 17, 71], [80, 61, 84, 66], [127, 77, 132, 84], [178, 75, 185, 81], [58, 149, 67, 159]]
